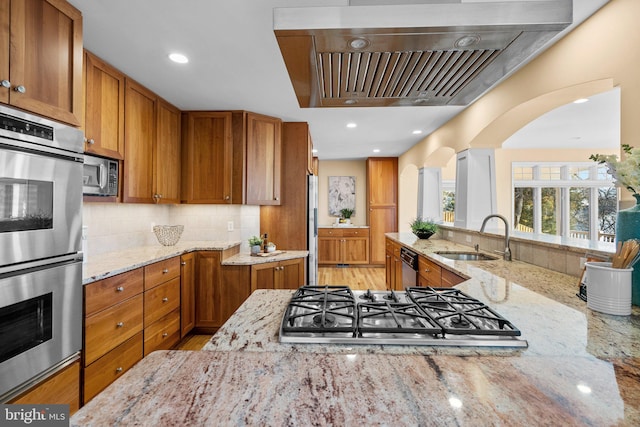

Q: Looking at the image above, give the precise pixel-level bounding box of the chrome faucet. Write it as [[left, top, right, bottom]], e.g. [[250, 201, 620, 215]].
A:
[[480, 214, 512, 261]]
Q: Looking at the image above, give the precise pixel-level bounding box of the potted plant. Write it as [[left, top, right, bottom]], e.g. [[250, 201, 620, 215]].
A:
[[410, 218, 439, 239], [248, 235, 263, 254], [340, 208, 354, 225]]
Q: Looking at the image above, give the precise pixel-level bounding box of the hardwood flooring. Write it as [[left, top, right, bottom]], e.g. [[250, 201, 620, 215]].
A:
[[174, 265, 386, 351]]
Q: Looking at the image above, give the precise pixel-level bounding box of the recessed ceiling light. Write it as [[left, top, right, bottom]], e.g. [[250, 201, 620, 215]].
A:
[[344, 99, 358, 105], [346, 123, 357, 128], [573, 98, 589, 104], [412, 130, 423, 135], [169, 53, 189, 64], [349, 38, 370, 50], [312, 149, 318, 153], [373, 149, 380, 153]]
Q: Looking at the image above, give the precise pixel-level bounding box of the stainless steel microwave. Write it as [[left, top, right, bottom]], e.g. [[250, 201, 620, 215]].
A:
[[83, 154, 118, 196]]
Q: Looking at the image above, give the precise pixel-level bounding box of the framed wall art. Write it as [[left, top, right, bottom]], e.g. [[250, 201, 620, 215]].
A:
[[328, 176, 356, 216]]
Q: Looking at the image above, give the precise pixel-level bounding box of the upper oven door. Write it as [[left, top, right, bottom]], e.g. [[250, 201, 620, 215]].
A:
[[0, 145, 82, 266]]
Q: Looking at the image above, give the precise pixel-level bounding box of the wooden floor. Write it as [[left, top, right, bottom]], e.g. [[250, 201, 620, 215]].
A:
[[174, 266, 386, 350]]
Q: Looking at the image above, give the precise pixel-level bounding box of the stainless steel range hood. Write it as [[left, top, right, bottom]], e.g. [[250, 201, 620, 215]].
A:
[[274, 0, 572, 107]]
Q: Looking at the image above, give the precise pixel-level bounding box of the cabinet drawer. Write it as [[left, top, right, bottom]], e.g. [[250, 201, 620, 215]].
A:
[[144, 309, 181, 356], [84, 332, 143, 403], [442, 269, 466, 287], [342, 228, 369, 237], [418, 256, 441, 285], [318, 228, 341, 237], [84, 269, 144, 316], [144, 277, 180, 326], [84, 294, 143, 366], [144, 257, 181, 290]]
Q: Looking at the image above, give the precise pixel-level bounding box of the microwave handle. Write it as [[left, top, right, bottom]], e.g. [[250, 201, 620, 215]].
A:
[[99, 164, 107, 190]]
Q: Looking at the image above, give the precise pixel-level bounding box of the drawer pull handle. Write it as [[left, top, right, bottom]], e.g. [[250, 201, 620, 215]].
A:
[[162, 297, 169, 302], [116, 286, 124, 292], [162, 333, 168, 338], [116, 322, 124, 328], [162, 269, 169, 274], [115, 367, 123, 373], [424, 268, 430, 273]]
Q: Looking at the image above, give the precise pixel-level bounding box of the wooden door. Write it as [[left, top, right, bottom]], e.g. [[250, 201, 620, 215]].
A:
[[180, 252, 195, 338], [250, 262, 277, 291], [246, 112, 282, 205], [369, 207, 397, 265], [124, 79, 156, 203], [155, 99, 181, 203], [195, 251, 221, 331], [181, 112, 233, 203], [343, 237, 370, 264], [318, 237, 342, 264], [367, 158, 398, 206], [83, 51, 125, 159], [9, 0, 82, 125], [278, 258, 305, 289]]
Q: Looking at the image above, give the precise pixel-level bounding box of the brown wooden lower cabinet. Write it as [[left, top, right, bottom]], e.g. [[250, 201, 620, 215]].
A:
[[143, 309, 181, 356], [318, 228, 370, 265], [250, 258, 305, 292], [83, 333, 143, 403], [180, 252, 196, 338], [10, 359, 81, 414]]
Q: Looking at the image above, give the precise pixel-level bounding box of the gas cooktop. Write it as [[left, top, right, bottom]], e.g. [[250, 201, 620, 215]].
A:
[[279, 286, 528, 348]]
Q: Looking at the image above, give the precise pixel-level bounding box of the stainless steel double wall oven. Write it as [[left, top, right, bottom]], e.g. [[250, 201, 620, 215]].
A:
[[0, 105, 84, 401]]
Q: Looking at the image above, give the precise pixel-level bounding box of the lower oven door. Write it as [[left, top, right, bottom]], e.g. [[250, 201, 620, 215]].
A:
[[0, 144, 83, 266], [0, 257, 82, 400]]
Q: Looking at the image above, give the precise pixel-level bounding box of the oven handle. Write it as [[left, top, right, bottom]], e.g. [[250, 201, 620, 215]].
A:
[[0, 253, 83, 276], [99, 163, 107, 190]]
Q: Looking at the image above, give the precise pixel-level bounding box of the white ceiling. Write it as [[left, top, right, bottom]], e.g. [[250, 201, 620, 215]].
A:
[[68, 0, 611, 159]]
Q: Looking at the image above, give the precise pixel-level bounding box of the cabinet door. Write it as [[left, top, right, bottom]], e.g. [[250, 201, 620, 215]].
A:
[[0, 0, 8, 105], [385, 250, 393, 289], [182, 112, 233, 203], [195, 251, 222, 330], [393, 256, 403, 291], [180, 252, 195, 338], [278, 258, 305, 289], [318, 237, 342, 264], [246, 112, 282, 205], [250, 262, 277, 292], [83, 51, 125, 159], [369, 207, 397, 265], [343, 237, 370, 264], [9, 0, 82, 125], [155, 99, 181, 203], [124, 79, 156, 203], [367, 158, 398, 206]]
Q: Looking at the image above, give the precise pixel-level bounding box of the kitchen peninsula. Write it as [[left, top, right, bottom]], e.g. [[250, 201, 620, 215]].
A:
[[71, 236, 639, 426]]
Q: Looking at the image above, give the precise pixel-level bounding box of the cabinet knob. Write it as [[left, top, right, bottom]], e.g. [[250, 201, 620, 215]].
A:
[[424, 268, 430, 273], [116, 286, 124, 292], [116, 322, 124, 328], [224, 195, 230, 200], [162, 297, 169, 302], [153, 194, 160, 203], [115, 367, 123, 373], [162, 333, 168, 338], [162, 269, 169, 274], [275, 197, 279, 201], [0, 79, 10, 88], [85, 138, 95, 145], [181, 261, 186, 266], [14, 85, 26, 94]]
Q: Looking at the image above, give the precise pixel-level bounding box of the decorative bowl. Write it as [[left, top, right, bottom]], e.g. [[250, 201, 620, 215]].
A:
[[413, 230, 435, 240], [153, 225, 184, 246]]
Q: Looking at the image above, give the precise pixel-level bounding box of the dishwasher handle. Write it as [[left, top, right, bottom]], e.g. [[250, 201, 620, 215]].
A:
[[399, 247, 419, 270]]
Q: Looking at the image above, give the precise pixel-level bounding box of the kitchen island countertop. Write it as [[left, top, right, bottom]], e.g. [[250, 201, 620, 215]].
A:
[[72, 236, 640, 426]]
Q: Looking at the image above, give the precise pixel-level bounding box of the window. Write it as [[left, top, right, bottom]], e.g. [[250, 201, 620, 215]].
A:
[[512, 163, 616, 243], [442, 180, 455, 223]]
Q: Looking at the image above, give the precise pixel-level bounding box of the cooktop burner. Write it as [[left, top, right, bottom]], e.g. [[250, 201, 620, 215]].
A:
[[279, 286, 527, 348]]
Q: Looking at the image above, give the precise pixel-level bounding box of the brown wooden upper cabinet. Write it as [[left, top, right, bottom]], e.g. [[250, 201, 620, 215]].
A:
[[182, 110, 282, 205], [181, 111, 234, 204], [123, 79, 180, 204], [245, 112, 282, 205], [0, 0, 83, 126], [83, 51, 125, 159]]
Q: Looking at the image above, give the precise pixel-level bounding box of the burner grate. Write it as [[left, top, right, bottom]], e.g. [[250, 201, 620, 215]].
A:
[[282, 285, 357, 334], [358, 302, 442, 336]]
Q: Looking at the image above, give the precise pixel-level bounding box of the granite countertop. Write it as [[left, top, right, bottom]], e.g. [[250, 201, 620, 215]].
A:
[[72, 234, 640, 425], [221, 250, 308, 266], [319, 224, 369, 228]]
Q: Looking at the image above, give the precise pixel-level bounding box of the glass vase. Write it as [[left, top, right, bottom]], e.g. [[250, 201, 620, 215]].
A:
[[615, 194, 640, 306]]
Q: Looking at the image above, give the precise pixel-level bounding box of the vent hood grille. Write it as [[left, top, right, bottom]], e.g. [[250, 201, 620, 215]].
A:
[[274, 1, 572, 108]]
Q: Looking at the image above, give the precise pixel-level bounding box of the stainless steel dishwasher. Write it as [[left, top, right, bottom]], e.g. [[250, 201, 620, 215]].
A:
[[400, 247, 419, 289]]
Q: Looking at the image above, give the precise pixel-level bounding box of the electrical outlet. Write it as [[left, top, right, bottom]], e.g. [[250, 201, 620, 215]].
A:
[[447, 231, 453, 238], [579, 257, 587, 269], [227, 221, 234, 231], [465, 235, 472, 243]]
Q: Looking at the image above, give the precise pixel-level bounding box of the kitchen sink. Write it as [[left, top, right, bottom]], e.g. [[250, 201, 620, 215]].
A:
[[435, 251, 498, 261]]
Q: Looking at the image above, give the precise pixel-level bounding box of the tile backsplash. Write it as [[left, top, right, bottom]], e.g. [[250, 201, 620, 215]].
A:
[[82, 203, 260, 260]]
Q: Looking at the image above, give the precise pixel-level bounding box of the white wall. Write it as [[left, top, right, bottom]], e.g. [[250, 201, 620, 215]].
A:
[[82, 203, 260, 259]]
